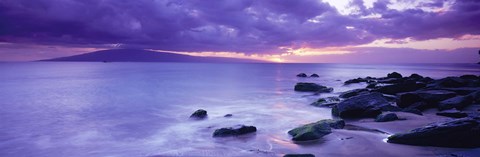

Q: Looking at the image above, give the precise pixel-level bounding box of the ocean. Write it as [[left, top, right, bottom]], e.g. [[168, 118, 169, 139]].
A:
[[0, 62, 479, 157]]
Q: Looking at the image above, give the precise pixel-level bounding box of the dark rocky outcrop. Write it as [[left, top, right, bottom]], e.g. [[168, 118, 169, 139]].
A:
[[213, 125, 257, 137], [190, 109, 207, 119], [396, 90, 457, 109], [297, 73, 308, 77], [436, 109, 468, 118], [387, 72, 403, 78], [375, 113, 399, 122], [310, 97, 340, 107], [284, 154, 315, 157], [339, 88, 369, 98], [288, 119, 345, 141], [224, 114, 233, 117], [438, 95, 474, 110], [387, 117, 480, 148], [409, 73, 423, 79], [344, 78, 369, 85], [374, 81, 426, 95], [332, 92, 392, 118], [294, 83, 333, 93], [310, 74, 319, 77]]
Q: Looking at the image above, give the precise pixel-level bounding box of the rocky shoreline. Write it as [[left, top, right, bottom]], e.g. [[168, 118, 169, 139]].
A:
[[189, 72, 480, 157]]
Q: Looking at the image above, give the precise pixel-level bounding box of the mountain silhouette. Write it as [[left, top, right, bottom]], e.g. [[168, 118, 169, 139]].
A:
[[41, 49, 266, 63]]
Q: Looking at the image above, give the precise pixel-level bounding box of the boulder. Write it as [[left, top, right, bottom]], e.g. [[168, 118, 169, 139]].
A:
[[429, 77, 467, 88], [401, 108, 423, 115], [213, 125, 257, 137], [375, 113, 399, 122], [190, 109, 207, 119], [436, 109, 468, 118], [366, 83, 377, 89], [284, 154, 315, 157], [387, 117, 480, 148], [438, 95, 474, 110], [344, 78, 368, 85], [396, 90, 457, 108], [387, 72, 403, 78], [409, 73, 423, 79], [311, 97, 340, 107], [297, 73, 308, 77], [377, 78, 403, 84], [374, 81, 426, 95], [332, 92, 391, 118], [294, 83, 333, 93], [310, 74, 320, 77], [469, 91, 480, 103], [224, 114, 233, 117], [339, 88, 369, 98], [288, 119, 345, 141]]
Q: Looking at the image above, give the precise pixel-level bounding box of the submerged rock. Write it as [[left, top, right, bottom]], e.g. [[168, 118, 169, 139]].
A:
[[387, 72, 403, 78], [436, 109, 468, 118], [375, 113, 399, 122], [310, 97, 340, 107], [438, 95, 474, 110], [213, 125, 257, 137], [297, 73, 308, 77], [387, 117, 480, 148], [339, 88, 369, 98], [284, 154, 315, 157], [332, 92, 391, 118], [288, 119, 345, 141], [294, 83, 333, 93], [190, 109, 207, 119], [310, 74, 319, 77]]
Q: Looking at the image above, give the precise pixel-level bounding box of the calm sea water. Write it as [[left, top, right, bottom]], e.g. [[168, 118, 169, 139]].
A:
[[0, 62, 479, 157]]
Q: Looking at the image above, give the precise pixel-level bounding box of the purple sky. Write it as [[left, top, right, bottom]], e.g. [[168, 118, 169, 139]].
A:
[[0, 0, 479, 62]]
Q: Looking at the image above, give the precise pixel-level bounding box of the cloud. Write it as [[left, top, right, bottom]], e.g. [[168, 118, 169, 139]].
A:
[[0, 0, 479, 56]]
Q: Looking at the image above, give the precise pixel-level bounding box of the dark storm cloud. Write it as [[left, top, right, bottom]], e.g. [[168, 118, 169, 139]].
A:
[[0, 0, 479, 54]]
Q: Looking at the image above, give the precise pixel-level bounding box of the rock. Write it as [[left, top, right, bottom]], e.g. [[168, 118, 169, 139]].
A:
[[224, 114, 233, 117], [401, 108, 423, 115], [436, 109, 468, 118], [339, 88, 369, 98], [438, 95, 474, 110], [430, 77, 467, 88], [419, 77, 434, 83], [375, 113, 399, 122], [469, 91, 480, 103], [297, 73, 307, 77], [460, 75, 478, 80], [344, 78, 368, 85], [288, 119, 345, 141], [441, 87, 480, 95], [396, 90, 457, 109], [311, 97, 340, 107], [284, 154, 315, 157], [374, 81, 426, 95], [213, 125, 257, 137], [387, 72, 402, 78], [190, 109, 207, 119], [409, 73, 423, 79], [294, 83, 333, 93], [387, 117, 480, 148], [366, 83, 377, 88], [377, 78, 403, 84], [310, 74, 319, 77], [332, 92, 390, 118]]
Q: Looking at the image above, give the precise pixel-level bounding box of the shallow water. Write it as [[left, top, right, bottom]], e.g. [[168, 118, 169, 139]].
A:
[[0, 62, 479, 157]]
